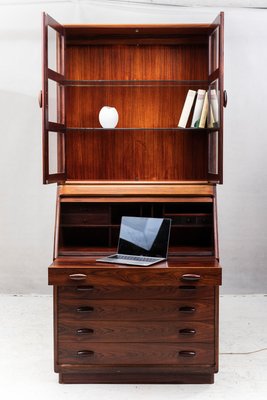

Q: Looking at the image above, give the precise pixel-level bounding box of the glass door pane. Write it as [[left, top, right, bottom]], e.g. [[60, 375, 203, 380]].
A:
[[48, 131, 65, 175], [209, 27, 219, 76], [208, 131, 219, 175]]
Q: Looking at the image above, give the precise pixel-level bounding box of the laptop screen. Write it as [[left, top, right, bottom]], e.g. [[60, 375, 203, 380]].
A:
[[118, 216, 171, 258]]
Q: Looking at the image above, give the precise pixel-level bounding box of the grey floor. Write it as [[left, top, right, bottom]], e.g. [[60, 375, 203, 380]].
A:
[[0, 294, 266, 399]]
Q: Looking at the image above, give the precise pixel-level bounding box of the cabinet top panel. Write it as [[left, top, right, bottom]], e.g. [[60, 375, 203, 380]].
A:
[[64, 24, 216, 44], [64, 24, 216, 33]]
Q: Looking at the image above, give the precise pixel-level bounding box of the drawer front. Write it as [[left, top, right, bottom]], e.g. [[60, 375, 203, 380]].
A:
[[58, 320, 214, 343], [58, 298, 214, 321], [58, 285, 214, 300], [58, 342, 214, 365], [49, 265, 221, 287]]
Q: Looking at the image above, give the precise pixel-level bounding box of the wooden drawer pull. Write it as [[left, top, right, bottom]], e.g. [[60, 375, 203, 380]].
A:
[[76, 306, 94, 313], [77, 350, 94, 357], [76, 328, 94, 335], [69, 273, 87, 281], [179, 328, 196, 336], [179, 350, 196, 358], [179, 306, 196, 314], [181, 274, 201, 282], [38, 90, 42, 108], [76, 286, 94, 291], [223, 90, 228, 108]]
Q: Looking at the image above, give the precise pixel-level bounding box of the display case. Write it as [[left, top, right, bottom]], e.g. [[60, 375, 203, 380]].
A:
[[41, 12, 225, 384]]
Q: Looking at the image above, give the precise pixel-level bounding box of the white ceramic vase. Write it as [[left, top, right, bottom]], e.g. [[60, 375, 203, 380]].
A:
[[99, 106, 119, 128]]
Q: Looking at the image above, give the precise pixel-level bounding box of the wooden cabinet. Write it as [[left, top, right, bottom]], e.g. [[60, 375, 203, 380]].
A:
[[42, 12, 225, 384]]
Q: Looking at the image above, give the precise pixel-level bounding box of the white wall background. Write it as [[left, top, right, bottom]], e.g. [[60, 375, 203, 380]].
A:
[[0, 0, 267, 294]]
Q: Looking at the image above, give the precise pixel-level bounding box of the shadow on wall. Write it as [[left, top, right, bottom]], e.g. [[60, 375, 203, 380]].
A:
[[0, 89, 56, 294]]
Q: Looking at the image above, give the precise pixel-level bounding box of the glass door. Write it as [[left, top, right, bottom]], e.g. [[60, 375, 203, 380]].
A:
[[208, 12, 225, 184], [42, 13, 66, 184]]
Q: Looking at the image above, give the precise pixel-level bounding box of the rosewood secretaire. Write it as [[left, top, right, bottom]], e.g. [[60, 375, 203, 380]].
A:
[[40, 12, 225, 384]]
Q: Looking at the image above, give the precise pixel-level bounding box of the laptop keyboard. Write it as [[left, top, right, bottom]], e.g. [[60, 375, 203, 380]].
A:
[[114, 254, 161, 262]]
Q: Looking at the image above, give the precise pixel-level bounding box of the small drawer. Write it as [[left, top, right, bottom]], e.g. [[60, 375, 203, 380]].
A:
[[58, 298, 214, 321], [58, 320, 214, 343], [170, 216, 196, 225], [196, 215, 212, 225], [61, 203, 109, 215], [58, 285, 214, 300], [58, 342, 214, 365], [167, 214, 212, 226], [61, 213, 109, 226]]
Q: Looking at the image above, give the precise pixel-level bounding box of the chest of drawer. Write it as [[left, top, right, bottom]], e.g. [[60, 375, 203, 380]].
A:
[[58, 319, 214, 343], [58, 342, 214, 365], [58, 285, 214, 300], [58, 298, 214, 321]]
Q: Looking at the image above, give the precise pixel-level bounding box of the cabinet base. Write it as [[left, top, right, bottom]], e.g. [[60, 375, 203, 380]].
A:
[[59, 372, 214, 384]]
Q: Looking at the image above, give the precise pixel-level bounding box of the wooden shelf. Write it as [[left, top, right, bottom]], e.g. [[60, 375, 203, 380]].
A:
[[65, 127, 219, 132], [58, 246, 214, 257], [63, 79, 210, 87]]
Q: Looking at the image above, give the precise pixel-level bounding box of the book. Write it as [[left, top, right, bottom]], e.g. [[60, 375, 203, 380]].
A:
[[208, 103, 215, 128], [178, 89, 196, 128], [210, 89, 219, 128], [198, 91, 209, 128], [191, 89, 206, 128]]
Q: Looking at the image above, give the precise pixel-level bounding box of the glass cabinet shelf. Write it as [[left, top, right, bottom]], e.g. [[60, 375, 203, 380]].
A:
[[66, 127, 219, 132], [63, 79, 210, 87]]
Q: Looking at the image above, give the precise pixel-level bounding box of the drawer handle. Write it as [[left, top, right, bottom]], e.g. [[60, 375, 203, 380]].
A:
[[69, 273, 87, 281], [77, 350, 94, 357], [179, 350, 196, 358], [76, 328, 94, 335], [76, 306, 94, 313], [181, 274, 201, 282], [76, 286, 94, 291], [179, 328, 196, 336], [179, 306, 196, 314]]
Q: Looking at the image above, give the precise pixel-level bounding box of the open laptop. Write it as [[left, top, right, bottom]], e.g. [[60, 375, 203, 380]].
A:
[[96, 216, 171, 266]]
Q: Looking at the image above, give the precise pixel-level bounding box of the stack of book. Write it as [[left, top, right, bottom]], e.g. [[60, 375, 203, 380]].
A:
[[178, 89, 219, 129]]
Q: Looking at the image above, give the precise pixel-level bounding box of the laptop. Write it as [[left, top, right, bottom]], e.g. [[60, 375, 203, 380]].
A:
[[96, 216, 171, 266]]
